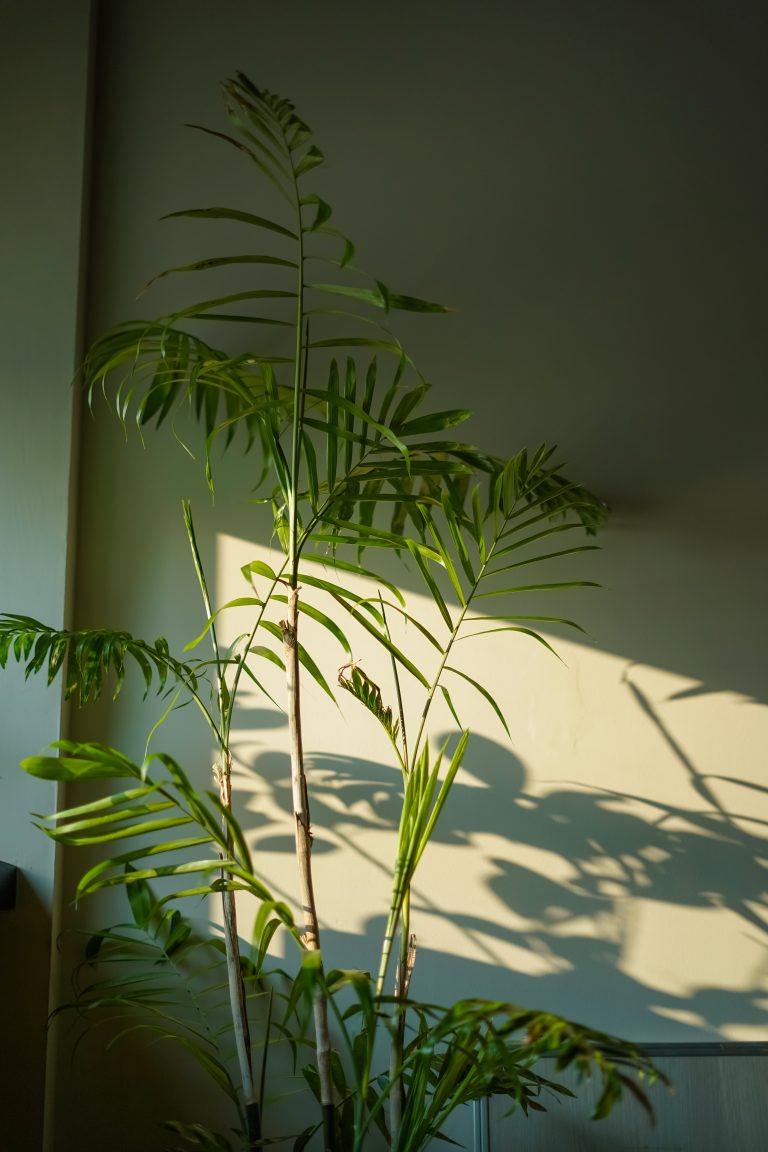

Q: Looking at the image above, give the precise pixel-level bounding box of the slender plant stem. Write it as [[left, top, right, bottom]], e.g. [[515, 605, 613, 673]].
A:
[[217, 755, 259, 1147], [376, 510, 514, 996], [224, 562, 287, 743], [389, 888, 414, 1151], [183, 502, 260, 1145], [409, 524, 507, 771], [224, 425, 397, 734], [388, 1033, 402, 1152], [380, 595, 411, 1146], [282, 586, 335, 1151], [282, 591, 319, 948], [277, 99, 337, 1150]]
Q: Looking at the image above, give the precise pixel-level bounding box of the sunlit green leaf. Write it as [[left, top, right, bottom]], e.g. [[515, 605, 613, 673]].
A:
[[183, 598, 264, 652], [241, 558, 280, 584], [259, 620, 335, 700], [444, 667, 509, 737], [295, 600, 353, 659], [406, 540, 453, 631], [300, 554, 405, 607], [440, 685, 462, 729], [246, 644, 285, 671]]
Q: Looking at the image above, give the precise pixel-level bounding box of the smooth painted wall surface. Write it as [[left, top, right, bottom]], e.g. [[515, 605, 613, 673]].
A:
[[29, 0, 768, 1147], [0, 3, 92, 1150]]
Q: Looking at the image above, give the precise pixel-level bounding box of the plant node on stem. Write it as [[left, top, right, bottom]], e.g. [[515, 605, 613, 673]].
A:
[[282, 586, 336, 1151], [215, 752, 260, 1148]]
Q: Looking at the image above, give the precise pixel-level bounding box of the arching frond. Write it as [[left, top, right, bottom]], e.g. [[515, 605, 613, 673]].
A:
[[0, 615, 200, 706], [23, 741, 294, 922]]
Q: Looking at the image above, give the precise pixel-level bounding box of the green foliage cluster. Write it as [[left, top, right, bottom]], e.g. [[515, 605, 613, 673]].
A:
[[0, 74, 663, 1151]]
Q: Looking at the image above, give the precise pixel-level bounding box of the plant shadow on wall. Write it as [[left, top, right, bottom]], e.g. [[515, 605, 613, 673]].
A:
[[238, 698, 768, 1043], [0, 75, 672, 1151]]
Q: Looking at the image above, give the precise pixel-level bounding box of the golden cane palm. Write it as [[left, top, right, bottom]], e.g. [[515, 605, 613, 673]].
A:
[[0, 74, 664, 1152]]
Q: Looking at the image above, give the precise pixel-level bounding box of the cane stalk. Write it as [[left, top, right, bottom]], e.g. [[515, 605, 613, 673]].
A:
[[183, 501, 260, 1147], [281, 200, 336, 1142], [282, 586, 335, 1149]]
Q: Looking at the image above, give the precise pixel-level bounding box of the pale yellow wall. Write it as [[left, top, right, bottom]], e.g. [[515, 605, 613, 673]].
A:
[[4, 1, 763, 1148], [213, 535, 768, 1043]]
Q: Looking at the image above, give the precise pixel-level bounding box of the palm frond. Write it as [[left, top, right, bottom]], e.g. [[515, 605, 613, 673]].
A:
[[22, 741, 292, 919], [0, 615, 200, 707], [65, 873, 294, 1151], [387, 996, 664, 1152], [376, 736, 469, 995], [292, 975, 664, 1152], [80, 72, 468, 515]]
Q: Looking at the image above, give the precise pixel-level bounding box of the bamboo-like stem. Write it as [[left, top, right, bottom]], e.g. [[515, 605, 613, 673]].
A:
[[216, 756, 259, 1147], [279, 112, 337, 1138], [377, 513, 511, 996], [184, 502, 260, 1146], [389, 890, 416, 1151], [388, 1031, 402, 1152], [377, 885, 402, 996], [282, 586, 336, 1152], [380, 595, 410, 1148], [283, 590, 320, 947]]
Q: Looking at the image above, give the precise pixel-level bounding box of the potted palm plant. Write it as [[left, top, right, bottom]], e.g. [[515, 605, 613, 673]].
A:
[[0, 74, 661, 1151]]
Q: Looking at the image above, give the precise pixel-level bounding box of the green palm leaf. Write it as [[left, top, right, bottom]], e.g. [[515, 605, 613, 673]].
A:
[[0, 615, 199, 706], [163, 206, 297, 240], [338, 665, 402, 762], [142, 253, 298, 290], [42, 71, 640, 1152], [258, 620, 336, 701], [300, 554, 405, 606], [62, 874, 298, 1150], [22, 742, 289, 917]]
